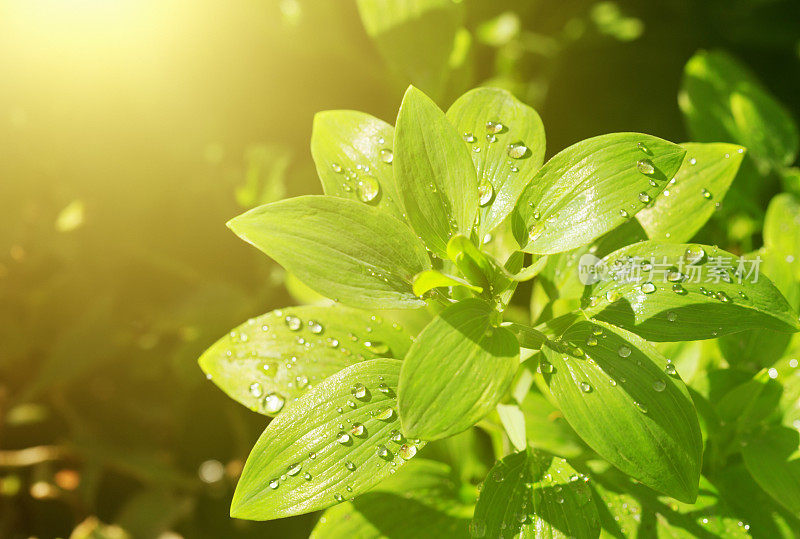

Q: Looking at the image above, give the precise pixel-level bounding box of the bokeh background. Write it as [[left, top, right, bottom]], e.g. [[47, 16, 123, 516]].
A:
[[1, 0, 799, 537]]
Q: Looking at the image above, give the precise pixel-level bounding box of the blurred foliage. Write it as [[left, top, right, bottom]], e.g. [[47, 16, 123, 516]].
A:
[[0, 0, 799, 537]]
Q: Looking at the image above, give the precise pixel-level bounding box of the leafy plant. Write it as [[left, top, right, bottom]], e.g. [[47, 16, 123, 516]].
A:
[[200, 82, 800, 537]]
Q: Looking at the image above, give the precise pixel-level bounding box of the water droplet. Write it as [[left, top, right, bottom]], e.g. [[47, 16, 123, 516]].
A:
[[540, 361, 554, 374], [485, 120, 503, 134], [287, 463, 302, 476], [269, 478, 280, 489], [249, 382, 264, 398], [470, 519, 487, 538], [620, 209, 629, 218], [672, 283, 687, 295], [665, 363, 677, 375], [605, 290, 620, 302], [653, 380, 666, 392], [331, 163, 342, 173], [689, 158, 697, 165], [684, 246, 705, 265], [478, 179, 494, 206], [334, 494, 345, 502], [364, 341, 389, 355], [637, 141, 652, 154], [609, 379, 617, 386], [376, 408, 394, 420], [507, 143, 528, 159], [357, 176, 380, 203], [667, 311, 677, 322], [472, 146, 481, 153], [377, 383, 390, 393], [398, 444, 417, 460], [345, 461, 356, 471], [303, 472, 312, 480], [701, 188, 712, 199], [263, 393, 285, 414], [351, 383, 367, 399], [486, 133, 497, 143], [389, 430, 405, 443], [463, 132, 476, 143], [285, 315, 302, 331], [618, 346, 632, 358], [637, 159, 655, 175], [667, 271, 683, 282], [635, 402, 648, 413], [306, 320, 323, 335], [638, 192, 651, 203], [376, 445, 390, 459], [379, 149, 393, 163], [586, 336, 598, 346], [641, 282, 656, 294], [716, 291, 731, 303], [580, 382, 592, 392], [337, 432, 351, 444]]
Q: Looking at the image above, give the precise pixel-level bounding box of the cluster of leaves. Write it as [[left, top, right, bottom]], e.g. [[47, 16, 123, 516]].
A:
[[200, 46, 800, 538]]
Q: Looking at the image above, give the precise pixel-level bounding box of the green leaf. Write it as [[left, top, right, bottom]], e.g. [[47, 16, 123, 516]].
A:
[[447, 234, 511, 295], [310, 459, 472, 538], [519, 391, 584, 459], [356, 0, 464, 100], [230, 358, 424, 520], [227, 195, 431, 309], [394, 86, 479, 257], [636, 143, 745, 242], [496, 403, 526, 452], [582, 241, 800, 341], [471, 449, 600, 538], [513, 133, 686, 254], [311, 110, 405, 220], [412, 269, 482, 296], [764, 193, 800, 282], [199, 305, 412, 416], [398, 298, 519, 440], [742, 426, 800, 518], [446, 87, 546, 235], [541, 320, 702, 502], [679, 50, 799, 169]]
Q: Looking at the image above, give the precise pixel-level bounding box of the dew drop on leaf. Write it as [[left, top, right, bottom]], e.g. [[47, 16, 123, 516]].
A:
[[375, 408, 394, 420], [641, 282, 656, 294], [287, 463, 302, 476], [701, 188, 712, 199], [398, 444, 417, 460], [356, 176, 380, 203], [684, 246, 705, 265], [308, 320, 323, 334], [638, 192, 651, 203], [285, 315, 302, 331], [579, 382, 592, 393], [636, 159, 655, 175], [667, 311, 677, 322], [585, 336, 598, 346], [350, 422, 365, 436], [269, 479, 279, 489], [506, 143, 528, 159], [618, 346, 632, 358], [379, 149, 393, 163], [463, 132, 476, 143], [351, 383, 367, 399], [665, 363, 677, 375], [345, 461, 356, 471], [337, 432, 351, 444], [263, 393, 285, 413], [248, 382, 264, 398], [653, 380, 666, 392], [478, 179, 494, 207], [485, 120, 503, 134]]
